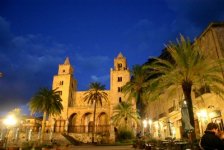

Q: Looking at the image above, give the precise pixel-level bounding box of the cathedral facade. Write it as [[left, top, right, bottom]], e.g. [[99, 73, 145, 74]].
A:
[[51, 53, 131, 134]]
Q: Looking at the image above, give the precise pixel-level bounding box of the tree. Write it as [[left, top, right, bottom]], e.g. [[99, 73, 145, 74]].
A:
[[29, 87, 63, 141], [122, 65, 148, 118], [83, 82, 108, 143], [112, 101, 139, 129], [145, 35, 224, 140]]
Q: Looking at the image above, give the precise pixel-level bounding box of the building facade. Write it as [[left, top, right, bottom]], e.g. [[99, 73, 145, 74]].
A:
[[51, 53, 131, 136], [146, 23, 224, 140], [50, 23, 224, 141]]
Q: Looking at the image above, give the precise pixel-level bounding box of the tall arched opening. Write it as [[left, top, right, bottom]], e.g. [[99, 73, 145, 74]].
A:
[[68, 113, 78, 133], [96, 112, 109, 133], [81, 112, 92, 133]]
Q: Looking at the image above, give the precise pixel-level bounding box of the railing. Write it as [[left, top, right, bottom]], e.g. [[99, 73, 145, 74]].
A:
[[68, 125, 110, 134], [0, 125, 110, 134]]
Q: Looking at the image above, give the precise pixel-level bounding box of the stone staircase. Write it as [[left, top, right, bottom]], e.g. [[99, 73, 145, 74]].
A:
[[61, 133, 83, 146]]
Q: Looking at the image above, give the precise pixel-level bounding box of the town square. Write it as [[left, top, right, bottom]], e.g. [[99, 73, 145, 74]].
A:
[[1, 0, 224, 150]]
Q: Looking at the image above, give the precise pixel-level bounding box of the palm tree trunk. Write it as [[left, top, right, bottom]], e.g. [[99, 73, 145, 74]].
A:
[[182, 81, 196, 141], [41, 111, 47, 142], [92, 101, 97, 143], [125, 117, 127, 128], [137, 92, 143, 118]]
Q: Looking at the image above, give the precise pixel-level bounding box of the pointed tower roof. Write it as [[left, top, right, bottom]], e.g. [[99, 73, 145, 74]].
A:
[[117, 52, 124, 58], [64, 57, 70, 65]]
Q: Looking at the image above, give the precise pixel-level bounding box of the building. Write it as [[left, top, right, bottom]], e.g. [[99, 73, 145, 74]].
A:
[[51, 53, 133, 138], [49, 22, 224, 142], [146, 22, 224, 140]]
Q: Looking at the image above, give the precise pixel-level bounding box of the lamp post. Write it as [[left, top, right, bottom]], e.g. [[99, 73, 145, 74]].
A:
[[143, 119, 153, 136], [197, 109, 208, 136], [148, 119, 152, 135], [143, 120, 147, 136], [3, 114, 18, 148]]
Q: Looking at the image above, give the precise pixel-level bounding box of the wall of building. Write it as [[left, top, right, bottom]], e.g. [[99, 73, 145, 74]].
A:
[[146, 23, 224, 140], [51, 53, 131, 137]]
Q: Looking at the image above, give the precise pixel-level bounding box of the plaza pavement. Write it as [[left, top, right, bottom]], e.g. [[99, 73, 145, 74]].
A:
[[60, 145, 134, 150]]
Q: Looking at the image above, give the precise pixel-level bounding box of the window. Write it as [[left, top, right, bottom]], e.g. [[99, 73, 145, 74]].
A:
[[119, 97, 122, 103], [60, 81, 64, 85], [118, 77, 122, 82], [118, 87, 122, 92], [63, 69, 65, 72], [118, 63, 122, 70]]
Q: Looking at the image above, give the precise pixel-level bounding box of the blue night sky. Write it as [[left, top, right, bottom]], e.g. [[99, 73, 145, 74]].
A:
[[0, 0, 224, 115]]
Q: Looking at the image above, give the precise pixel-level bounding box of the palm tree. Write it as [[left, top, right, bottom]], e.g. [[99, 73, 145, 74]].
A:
[[145, 35, 224, 140], [29, 87, 63, 141], [112, 101, 139, 129], [122, 65, 148, 118], [84, 82, 108, 143]]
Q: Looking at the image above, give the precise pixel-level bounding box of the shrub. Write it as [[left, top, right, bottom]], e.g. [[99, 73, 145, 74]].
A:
[[117, 129, 134, 142]]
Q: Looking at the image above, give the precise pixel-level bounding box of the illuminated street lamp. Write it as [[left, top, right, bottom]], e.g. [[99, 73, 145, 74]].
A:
[[3, 115, 18, 148], [197, 109, 208, 136], [143, 120, 147, 136], [148, 119, 152, 134], [143, 119, 153, 136], [3, 115, 17, 127], [143, 120, 147, 128]]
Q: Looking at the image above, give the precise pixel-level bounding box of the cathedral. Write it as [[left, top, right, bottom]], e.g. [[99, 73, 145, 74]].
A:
[[51, 52, 131, 135]]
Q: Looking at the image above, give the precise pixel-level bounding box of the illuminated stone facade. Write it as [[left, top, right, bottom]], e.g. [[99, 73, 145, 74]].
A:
[[51, 53, 131, 137], [146, 23, 224, 140], [50, 23, 224, 141]]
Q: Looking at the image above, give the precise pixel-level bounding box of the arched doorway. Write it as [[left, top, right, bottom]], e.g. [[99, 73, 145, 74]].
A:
[[81, 112, 92, 133], [97, 112, 109, 133], [68, 113, 77, 133]]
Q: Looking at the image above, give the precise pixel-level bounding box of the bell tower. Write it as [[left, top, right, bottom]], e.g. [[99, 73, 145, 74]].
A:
[[52, 57, 77, 120], [110, 52, 130, 107]]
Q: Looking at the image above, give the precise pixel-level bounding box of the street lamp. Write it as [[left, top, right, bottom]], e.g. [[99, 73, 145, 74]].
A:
[[142, 119, 153, 136], [148, 119, 152, 135], [3, 115, 17, 126], [197, 109, 208, 136], [3, 114, 18, 148], [143, 120, 147, 136]]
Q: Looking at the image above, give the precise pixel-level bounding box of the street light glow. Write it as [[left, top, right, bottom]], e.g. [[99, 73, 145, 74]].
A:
[[3, 115, 17, 127], [197, 109, 208, 119], [148, 119, 152, 125], [143, 120, 147, 128]]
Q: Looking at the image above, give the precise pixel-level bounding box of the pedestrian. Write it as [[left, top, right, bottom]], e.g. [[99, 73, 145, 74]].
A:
[[199, 122, 224, 150], [136, 131, 142, 139]]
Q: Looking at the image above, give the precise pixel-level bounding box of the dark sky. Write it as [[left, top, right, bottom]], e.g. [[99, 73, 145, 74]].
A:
[[0, 0, 224, 115]]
